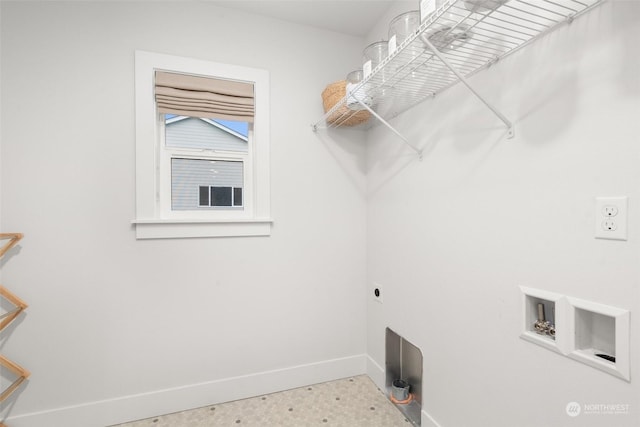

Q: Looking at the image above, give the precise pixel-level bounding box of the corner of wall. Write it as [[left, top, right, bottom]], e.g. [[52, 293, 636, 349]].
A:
[[366, 353, 385, 390]]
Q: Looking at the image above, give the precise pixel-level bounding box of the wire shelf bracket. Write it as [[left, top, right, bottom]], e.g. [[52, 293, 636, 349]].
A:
[[420, 35, 514, 139], [352, 95, 424, 160]]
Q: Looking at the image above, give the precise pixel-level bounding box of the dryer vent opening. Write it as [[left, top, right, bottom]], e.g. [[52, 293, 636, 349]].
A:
[[386, 327, 422, 426]]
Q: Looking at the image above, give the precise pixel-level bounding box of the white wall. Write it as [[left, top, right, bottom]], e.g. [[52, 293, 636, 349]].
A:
[[0, 2, 368, 426], [366, 1, 640, 427], [4, 1, 638, 426]]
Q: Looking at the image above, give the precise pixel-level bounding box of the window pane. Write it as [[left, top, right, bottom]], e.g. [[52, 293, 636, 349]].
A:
[[199, 186, 209, 206], [233, 187, 243, 207], [165, 115, 248, 152], [211, 187, 232, 206], [171, 158, 243, 211]]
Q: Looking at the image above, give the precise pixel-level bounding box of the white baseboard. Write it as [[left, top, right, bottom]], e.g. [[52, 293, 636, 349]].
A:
[[6, 354, 367, 427], [422, 409, 444, 427], [366, 354, 385, 390]]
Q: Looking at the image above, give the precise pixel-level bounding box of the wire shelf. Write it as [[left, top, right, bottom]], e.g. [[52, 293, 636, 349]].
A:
[[313, 0, 603, 131]]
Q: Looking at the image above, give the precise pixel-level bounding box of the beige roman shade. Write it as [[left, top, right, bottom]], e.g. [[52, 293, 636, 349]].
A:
[[155, 71, 254, 122]]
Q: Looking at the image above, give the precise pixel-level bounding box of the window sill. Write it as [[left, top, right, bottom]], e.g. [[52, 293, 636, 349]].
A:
[[132, 218, 273, 239]]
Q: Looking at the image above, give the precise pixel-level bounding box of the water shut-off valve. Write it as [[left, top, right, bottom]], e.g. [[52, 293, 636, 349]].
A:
[[534, 303, 555, 339]]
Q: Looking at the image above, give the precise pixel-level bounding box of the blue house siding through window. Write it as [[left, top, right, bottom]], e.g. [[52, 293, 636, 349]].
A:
[[166, 116, 248, 152], [167, 116, 247, 210], [171, 158, 243, 210]]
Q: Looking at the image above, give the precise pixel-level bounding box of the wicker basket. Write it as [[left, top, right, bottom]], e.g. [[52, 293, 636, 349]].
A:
[[321, 80, 370, 126]]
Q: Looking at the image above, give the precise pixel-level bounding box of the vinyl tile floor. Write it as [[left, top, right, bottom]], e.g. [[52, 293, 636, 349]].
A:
[[112, 375, 412, 426]]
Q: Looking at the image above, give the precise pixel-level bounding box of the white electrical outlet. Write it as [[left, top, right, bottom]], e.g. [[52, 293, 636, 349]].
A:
[[372, 282, 383, 303], [595, 197, 627, 240]]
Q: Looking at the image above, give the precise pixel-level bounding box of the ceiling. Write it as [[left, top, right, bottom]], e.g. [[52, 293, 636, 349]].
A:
[[212, 0, 402, 37]]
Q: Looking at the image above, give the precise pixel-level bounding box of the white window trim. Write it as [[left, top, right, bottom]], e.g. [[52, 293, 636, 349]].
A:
[[133, 51, 271, 239]]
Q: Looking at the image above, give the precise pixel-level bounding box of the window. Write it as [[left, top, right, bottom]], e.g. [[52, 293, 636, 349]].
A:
[[165, 120, 247, 212], [198, 186, 243, 208], [133, 51, 271, 239]]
